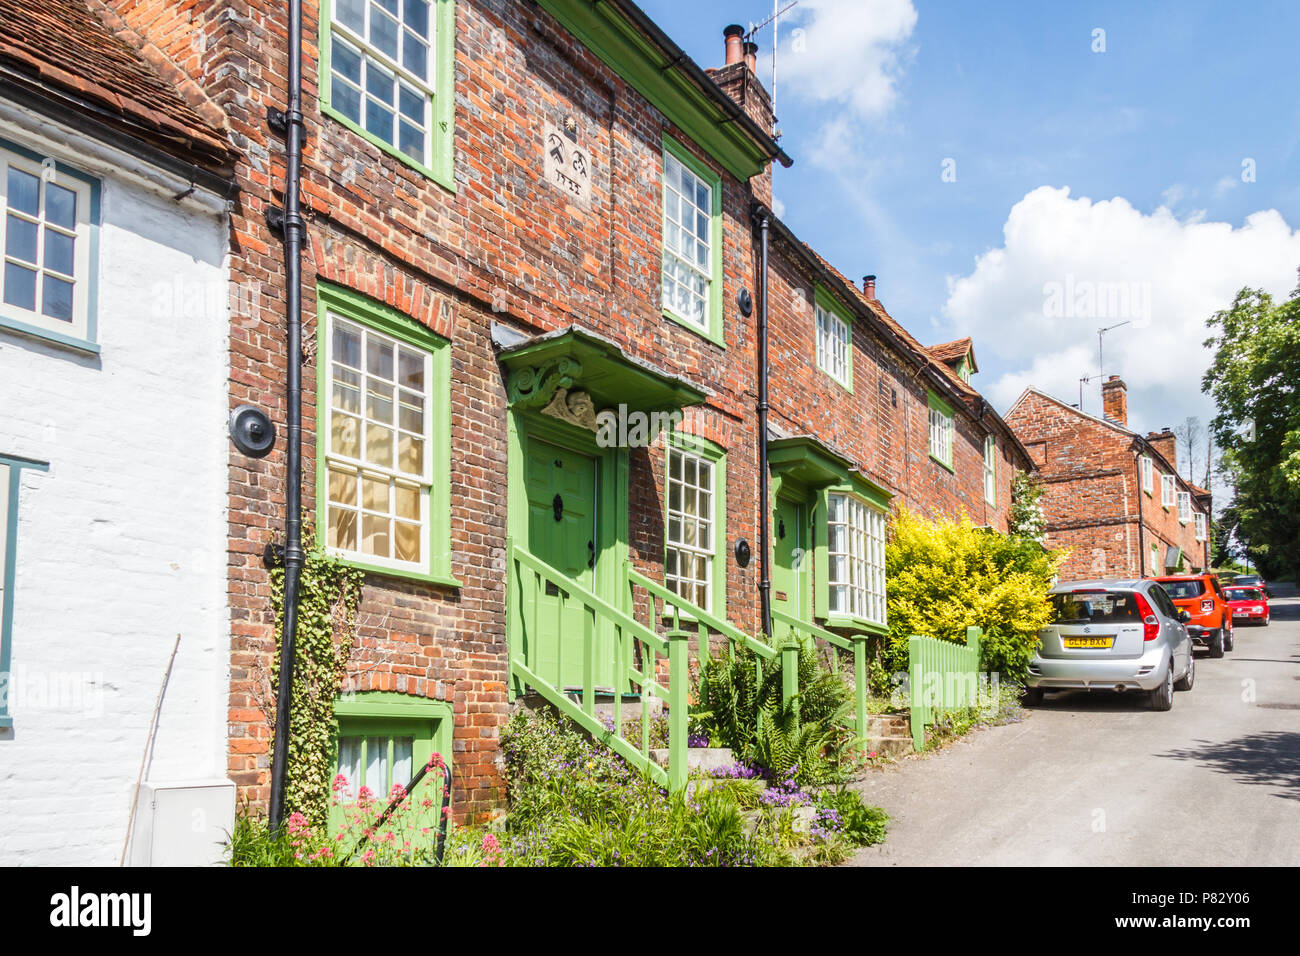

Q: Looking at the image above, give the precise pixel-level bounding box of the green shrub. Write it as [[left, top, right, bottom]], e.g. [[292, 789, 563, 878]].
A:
[[884, 508, 1064, 683]]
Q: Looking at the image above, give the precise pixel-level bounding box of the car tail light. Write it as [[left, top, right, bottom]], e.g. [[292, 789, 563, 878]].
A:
[[1200, 598, 1214, 613], [1136, 593, 1160, 642]]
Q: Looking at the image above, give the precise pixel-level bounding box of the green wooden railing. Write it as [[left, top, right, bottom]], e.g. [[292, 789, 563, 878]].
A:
[[771, 607, 870, 745], [909, 626, 983, 751], [506, 539, 688, 791]]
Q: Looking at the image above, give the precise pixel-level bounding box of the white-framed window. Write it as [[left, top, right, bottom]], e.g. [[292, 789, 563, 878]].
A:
[[983, 435, 997, 506], [1140, 456, 1153, 494], [1161, 473, 1176, 508], [1177, 490, 1192, 523], [324, 313, 433, 572], [928, 398, 954, 467], [1, 145, 95, 346], [826, 492, 886, 625], [815, 300, 851, 388], [335, 731, 414, 801], [327, 0, 437, 167], [1194, 511, 1207, 541], [661, 149, 713, 331], [665, 445, 715, 611]]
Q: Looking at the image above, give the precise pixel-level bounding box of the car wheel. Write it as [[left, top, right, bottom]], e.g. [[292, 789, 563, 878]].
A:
[[1208, 628, 1225, 659], [1224, 621, 1235, 652], [1022, 687, 1044, 706], [1150, 667, 1174, 711], [1174, 652, 1194, 691]]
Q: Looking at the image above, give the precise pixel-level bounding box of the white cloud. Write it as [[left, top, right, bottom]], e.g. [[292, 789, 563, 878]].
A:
[[777, 0, 918, 119], [1214, 175, 1239, 197], [943, 186, 1300, 435]]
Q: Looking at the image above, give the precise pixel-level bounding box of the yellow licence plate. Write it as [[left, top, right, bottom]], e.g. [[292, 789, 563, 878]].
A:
[[1063, 637, 1114, 649]]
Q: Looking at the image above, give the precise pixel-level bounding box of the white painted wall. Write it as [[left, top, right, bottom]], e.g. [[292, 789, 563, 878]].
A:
[[0, 115, 231, 865]]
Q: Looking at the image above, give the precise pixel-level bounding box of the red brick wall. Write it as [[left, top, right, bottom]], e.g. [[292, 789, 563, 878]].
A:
[[1005, 391, 1210, 581], [110, 0, 1032, 822]]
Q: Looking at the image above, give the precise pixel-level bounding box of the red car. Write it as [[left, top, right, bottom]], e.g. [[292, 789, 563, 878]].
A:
[[1224, 586, 1270, 626]]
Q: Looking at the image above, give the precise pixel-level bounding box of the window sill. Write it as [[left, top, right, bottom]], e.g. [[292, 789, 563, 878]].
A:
[[329, 553, 462, 590], [322, 105, 455, 193], [0, 315, 99, 356], [930, 453, 955, 474], [817, 364, 853, 393], [821, 614, 887, 636], [663, 306, 725, 348]]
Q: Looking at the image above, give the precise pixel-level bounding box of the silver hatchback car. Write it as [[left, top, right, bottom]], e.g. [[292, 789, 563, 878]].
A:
[[1025, 579, 1194, 711]]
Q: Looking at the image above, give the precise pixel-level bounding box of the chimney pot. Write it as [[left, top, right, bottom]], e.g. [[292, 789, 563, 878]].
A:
[[743, 40, 758, 73], [862, 274, 877, 299], [1101, 375, 1127, 427], [723, 24, 744, 66]]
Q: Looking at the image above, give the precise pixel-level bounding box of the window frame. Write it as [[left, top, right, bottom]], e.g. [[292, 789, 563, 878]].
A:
[[317, 0, 456, 191], [330, 692, 452, 846], [983, 434, 997, 506], [813, 285, 853, 391], [314, 282, 458, 587], [814, 482, 889, 633], [1140, 455, 1153, 495], [0, 137, 101, 354], [0, 453, 49, 729], [660, 134, 724, 347], [1177, 490, 1192, 524], [662, 432, 726, 619], [1194, 511, 1207, 541], [1160, 473, 1176, 509], [927, 390, 955, 471]]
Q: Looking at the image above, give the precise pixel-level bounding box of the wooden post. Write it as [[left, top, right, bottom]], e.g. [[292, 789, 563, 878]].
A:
[[667, 630, 688, 793], [852, 634, 868, 747]]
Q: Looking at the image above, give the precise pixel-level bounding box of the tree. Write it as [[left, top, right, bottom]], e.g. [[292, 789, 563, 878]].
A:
[[1202, 285, 1300, 582], [1008, 469, 1047, 542]]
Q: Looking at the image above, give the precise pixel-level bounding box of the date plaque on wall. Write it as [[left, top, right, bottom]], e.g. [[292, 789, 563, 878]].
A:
[[544, 122, 591, 207]]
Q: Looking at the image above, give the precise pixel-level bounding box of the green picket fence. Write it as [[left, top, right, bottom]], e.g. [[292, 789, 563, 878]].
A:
[[909, 626, 983, 751]]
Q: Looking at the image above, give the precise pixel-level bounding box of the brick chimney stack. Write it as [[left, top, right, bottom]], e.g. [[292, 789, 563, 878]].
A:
[[1101, 375, 1127, 427], [862, 275, 877, 300], [1147, 427, 1177, 468], [707, 26, 774, 207]]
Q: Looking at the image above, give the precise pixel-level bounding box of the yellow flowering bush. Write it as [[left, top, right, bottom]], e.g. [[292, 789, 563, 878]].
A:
[[883, 509, 1066, 683]]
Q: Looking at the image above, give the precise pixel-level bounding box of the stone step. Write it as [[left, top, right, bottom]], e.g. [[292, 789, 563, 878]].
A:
[[861, 734, 914, 758], [648, 747, 734, 772], [863, 714, 910, 737]]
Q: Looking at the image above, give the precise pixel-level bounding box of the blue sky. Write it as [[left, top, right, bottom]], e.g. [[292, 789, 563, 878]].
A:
[[643, 0, 1300, 474]]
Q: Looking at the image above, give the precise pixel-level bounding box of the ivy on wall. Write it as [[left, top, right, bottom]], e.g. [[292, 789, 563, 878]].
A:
[[270, 536, 365, 827]]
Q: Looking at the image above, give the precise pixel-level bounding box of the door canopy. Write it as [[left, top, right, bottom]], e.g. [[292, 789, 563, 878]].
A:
[[498, 325, 709, 431]]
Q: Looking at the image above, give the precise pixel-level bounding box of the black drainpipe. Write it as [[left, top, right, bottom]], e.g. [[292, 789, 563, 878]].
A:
[[268, 0, 307, 832], [1135, 446, 1146, 577], [755, 208, 772, 640]]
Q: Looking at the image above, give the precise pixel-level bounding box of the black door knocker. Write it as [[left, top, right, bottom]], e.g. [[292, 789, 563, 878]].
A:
[[587, 539, 595, 568], [553, 494, 564, 521], [778, 517, 786, 540]]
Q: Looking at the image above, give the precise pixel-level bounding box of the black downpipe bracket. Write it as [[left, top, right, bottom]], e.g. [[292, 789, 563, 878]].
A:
[[269, 0, 307, 833], [755, 209, 772, 640]]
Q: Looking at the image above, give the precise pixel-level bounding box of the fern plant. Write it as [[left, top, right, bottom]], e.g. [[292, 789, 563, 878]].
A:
[[693, 640, 855, 783]]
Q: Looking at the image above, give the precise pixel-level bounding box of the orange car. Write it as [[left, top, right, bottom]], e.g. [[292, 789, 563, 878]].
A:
[[1153, 574, 1235, 658]]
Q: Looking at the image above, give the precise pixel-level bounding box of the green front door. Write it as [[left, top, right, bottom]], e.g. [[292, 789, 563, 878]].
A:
[[772, 496, 808, 625], [523, 437, 599, 690]]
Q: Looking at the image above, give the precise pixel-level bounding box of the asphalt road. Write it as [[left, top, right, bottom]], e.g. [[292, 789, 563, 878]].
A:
[[848, 583, 1300, 866]]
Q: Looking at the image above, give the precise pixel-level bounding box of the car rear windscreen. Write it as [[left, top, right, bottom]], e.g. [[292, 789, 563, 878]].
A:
[[1050, 591, 1142, 624], [1159, 579, 1206, 599]]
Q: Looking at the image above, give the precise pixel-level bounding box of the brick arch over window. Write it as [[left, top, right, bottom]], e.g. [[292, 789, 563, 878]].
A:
[[309, 232, 456, 340]]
